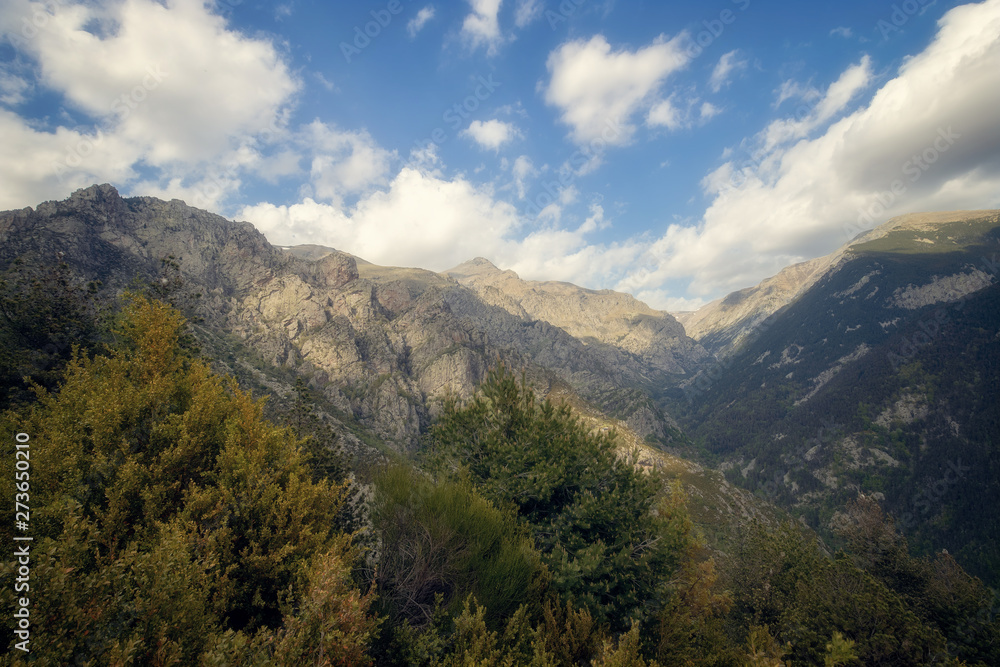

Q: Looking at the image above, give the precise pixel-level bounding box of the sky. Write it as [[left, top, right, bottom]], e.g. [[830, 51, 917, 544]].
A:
[[1, 0, 999, 311]]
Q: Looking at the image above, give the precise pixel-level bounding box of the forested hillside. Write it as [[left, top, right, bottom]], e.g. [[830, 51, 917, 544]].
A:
[[2, 289, 997, 664], [672, 213, 1000, 588]]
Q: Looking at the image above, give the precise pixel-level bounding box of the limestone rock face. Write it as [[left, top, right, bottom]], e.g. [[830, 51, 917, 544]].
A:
[[447, 257, 708, 375], [0, 184, 709, 449]]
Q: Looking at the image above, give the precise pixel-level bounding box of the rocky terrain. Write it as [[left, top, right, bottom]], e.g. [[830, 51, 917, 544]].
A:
[[672, 210, 1000, 583], [675, 210, 1000, 357], [447, 257, 708, 376], [5, 185, 996, 583], [0, 184, 708, 451]]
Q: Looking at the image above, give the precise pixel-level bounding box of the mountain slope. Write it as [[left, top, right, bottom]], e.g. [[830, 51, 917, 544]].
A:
[[447, 257, 708, 377], [674, 211, 1000, 584], [0, 185, 780, 542], [676, 210, 1000, 357]]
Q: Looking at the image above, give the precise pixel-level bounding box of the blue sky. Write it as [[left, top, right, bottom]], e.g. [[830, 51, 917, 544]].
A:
[[2, 0, 999, 310]]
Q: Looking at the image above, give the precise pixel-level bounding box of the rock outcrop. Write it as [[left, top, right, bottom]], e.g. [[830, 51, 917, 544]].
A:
[[0, 184, 709, 449]]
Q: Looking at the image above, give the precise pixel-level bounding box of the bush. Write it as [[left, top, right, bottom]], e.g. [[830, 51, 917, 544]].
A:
[[0, 295, 377, 663], [425, 364, 691, 633], [371, 464, 545, 629]]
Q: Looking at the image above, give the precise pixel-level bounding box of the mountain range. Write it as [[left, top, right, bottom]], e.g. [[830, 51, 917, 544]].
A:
[[1, 184, 997, 584]]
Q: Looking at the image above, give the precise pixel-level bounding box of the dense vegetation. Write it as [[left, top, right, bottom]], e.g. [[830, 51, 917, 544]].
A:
[[1, 277, 997, 665], [1, 295, 374, 665]]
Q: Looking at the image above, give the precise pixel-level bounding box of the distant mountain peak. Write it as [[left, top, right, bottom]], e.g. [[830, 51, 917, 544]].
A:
[[446, 256, 509, 278], [680, 209, 1000, 355]]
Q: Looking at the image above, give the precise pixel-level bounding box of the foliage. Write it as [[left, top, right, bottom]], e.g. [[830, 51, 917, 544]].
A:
[[836, 496, 1000, 665], [370, 464, 545, 630], [727, 521, 950, 666], [0, 295, 377, 663], [823, 631, 857, 667], [0, 258, 105, 409], [425, 364, 690, 633]]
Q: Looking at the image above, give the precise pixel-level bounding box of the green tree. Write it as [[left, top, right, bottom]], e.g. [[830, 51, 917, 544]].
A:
[[0, 295, 377, 664], [836, 495, 1000, 665], [425, 365, 690, 633], [0, 257, 104, 409], [370, 465, 545, 630], [728, 521, 948, 666]]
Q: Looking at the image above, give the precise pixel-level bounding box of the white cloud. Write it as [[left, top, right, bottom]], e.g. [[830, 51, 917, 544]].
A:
[[0, 71, 31, 106], [543, 34, 689, 145], [709, 50, 747, 92], [0, 0, 299, 210], [773, 79, 821, 108], [514, 0, 543, 28], [700, 102, 721, 121], [461, 0, 504, 55], [616, 0, 1000, 301], [303, 121, 394, 205], [648, 96, 719, 131], [461, 119, 520, 150], [244, 167, 521, 270], [21, 0, 297, 164], [0, 108, 141, 208], [407, 6, 435, 37], [647, 98, 682, 130], [758, 55, 872, 155], [830, 26, 853, 38], [511, 155, 538, 198], [242, 165, 642, 291]]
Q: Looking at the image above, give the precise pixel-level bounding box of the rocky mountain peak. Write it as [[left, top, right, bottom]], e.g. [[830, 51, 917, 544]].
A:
[[446, 257, 707, 376], [679, 209, 1000, 356]]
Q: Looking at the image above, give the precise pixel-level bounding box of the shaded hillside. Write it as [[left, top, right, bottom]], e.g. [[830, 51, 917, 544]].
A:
[[674, 212, 1000, 584], [677, 210, 1000, 358]]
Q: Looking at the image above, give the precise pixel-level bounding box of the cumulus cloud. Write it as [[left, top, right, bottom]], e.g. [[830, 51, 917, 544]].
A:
[[462, 119, 520, 150], [242, 165, 641, 290], [407, 6, 435, 37], [709, 50, 747, 92], [616, 0, 1000, 301], [0, 0, 299, 209], [461, 0, 504, 55], [243, 167, 521, 270], [543, 34, 689, 145], [647, 98, 683, 131], [302, 121, 394, 205]]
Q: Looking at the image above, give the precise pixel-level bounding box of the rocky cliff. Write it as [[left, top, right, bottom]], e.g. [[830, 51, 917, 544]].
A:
[[447, 257, 708, 376], [0, 184, 708, 450]]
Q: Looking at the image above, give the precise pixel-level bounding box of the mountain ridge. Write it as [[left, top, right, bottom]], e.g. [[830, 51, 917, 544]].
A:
[[676, 209, 1000, 357]]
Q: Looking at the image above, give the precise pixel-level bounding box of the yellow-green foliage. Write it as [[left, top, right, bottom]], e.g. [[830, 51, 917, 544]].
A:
[[0, 295, 376, 665], [372, 465, 545, 628]]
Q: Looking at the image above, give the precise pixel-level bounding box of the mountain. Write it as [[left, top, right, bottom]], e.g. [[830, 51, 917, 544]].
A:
[[675, 210, 1000, 358], [673, 210, 1000, 583], [0, 184, 778, 542], [447, 257, 708, 376], [6, 185, 996, 584]]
